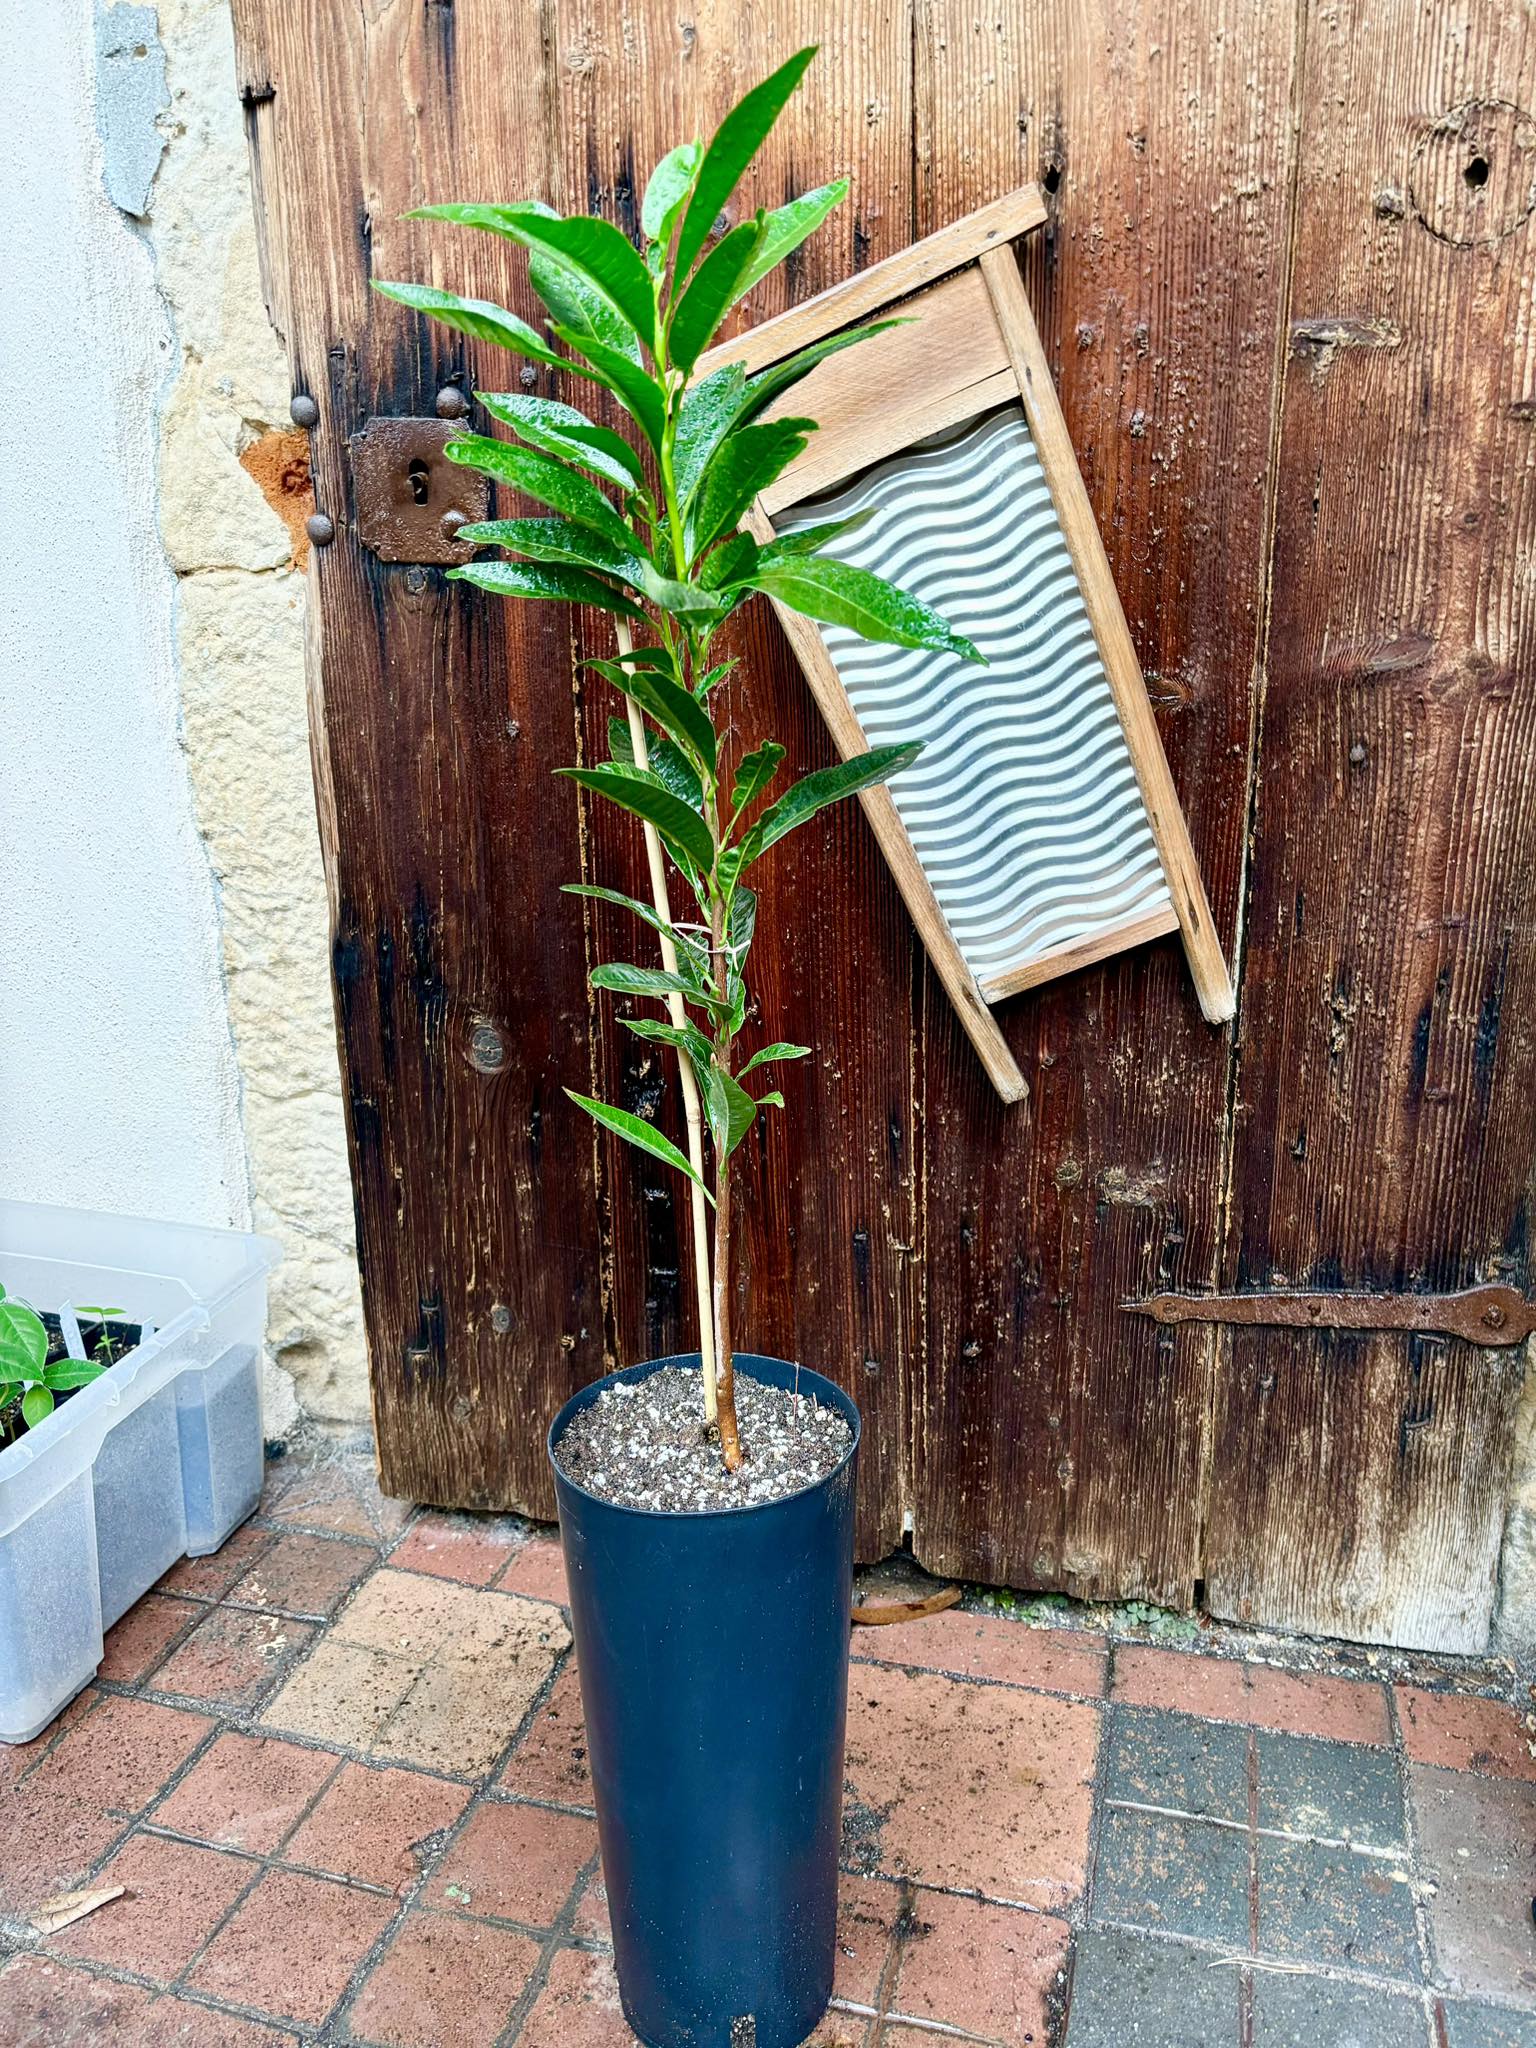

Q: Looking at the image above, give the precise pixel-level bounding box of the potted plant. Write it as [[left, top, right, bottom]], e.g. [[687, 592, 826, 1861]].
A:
[[377, 48, 980, 2048], [0, 1202, 279, 1744]]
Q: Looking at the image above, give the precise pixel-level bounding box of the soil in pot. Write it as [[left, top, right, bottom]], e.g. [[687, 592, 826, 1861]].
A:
[[554, 1362, 852, 1512], [0, 1315, 142, 1451]]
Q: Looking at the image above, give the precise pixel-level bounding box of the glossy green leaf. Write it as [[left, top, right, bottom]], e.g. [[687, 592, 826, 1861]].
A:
[[668, 217, 763, 372], [750, 556, 982, 660], [0, 1300, 47, 1378], [423, 205, 658, 352], [606, 719, 704, 810], [756, 510, 874, 562], [558, 764, 715, 871], [620, 667, 718, 773], [700, 532, 759, 590], [635, 568, 730, 621], [674, 363, 750, 503], [720, 1070, 760, 1155], [696, 659, 738, 696], [737, 1041, 811, 1077], [43, 1357, 107, 1392], [371, 282, 570, 372], [20, 1385, 53, 1430], [675, 47, 817, 282], [447, 559, 645, 620], [730, 741, 785, 814], [528, 252, 640, 366], [756, 1089, 786, 1110], [565, 1090, 712, 1199], [643, 140, 703, 245], [442, 435, 633, 552], [590, 965, 729, 1020], [734, 742, 924, 871], [476, 393, 649, 493], [406, 200, 558, 237], [551, 326, 668, 454], [621, 1016, 716, 1070], [454, 517, 644, 584], [688, 417, 814, 557], [736, 319, 906, 423], [734, 178, 848, 295], [561, 882, 703, 961]]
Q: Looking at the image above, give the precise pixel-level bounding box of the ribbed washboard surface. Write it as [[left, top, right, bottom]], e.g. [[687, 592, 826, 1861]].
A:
[[777, 405, 1171, 987]]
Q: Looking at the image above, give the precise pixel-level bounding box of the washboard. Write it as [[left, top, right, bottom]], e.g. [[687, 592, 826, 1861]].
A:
[[702, 188, 1235, 1103]]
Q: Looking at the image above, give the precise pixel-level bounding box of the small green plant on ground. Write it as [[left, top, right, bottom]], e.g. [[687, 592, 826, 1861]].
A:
[[0, 1284, 110, 1438], [376, 46, 981, 1470]]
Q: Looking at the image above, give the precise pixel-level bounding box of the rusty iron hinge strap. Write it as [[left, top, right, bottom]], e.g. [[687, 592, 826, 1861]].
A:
[[1122, 1283, 1536, 1349]]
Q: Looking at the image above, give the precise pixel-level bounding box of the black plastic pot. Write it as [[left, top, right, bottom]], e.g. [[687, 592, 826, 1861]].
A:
[[548, 1351, 860, 2048]]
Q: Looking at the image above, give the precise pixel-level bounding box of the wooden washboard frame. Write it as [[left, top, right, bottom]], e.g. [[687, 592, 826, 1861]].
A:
[[700, 187, 1235, 1103]]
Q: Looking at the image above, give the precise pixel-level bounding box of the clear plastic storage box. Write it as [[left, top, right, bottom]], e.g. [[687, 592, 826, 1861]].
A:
[[0, 1200, 280, 1742]]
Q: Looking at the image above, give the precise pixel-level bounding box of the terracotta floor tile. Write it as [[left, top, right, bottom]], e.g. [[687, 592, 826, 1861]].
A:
[[573, 1870, 611, 1942], [98, 1593, 202, 1684], [499, 1664, 591, 1806], [1398, 1689, 1536, 1783], [346, 1908, 538, 2047], [392, 1512, 522, 1588], [153, 1606, 315, 1711], [0, 1774, 125, 1916], [518, 1945, 635, 2048], [153, 1731, 338, 1852], [1413, 1763, 1536, 2005], [50, 1829, 254, 1981], [0, 1954, 156, 2047], [371, 1595, 572, 1778], [1113, 1646, 1391, 1745], [261, 1638, 420, 1751], [433, 1799, 595, 1927], [158, 1522, 275, 1600], [854, 1613, 1107, 1699], [139, 1996, 297, 2045], [32, 1693, 214, 1817], [189, 1866, 397, 2027], [262, 1459, 413, 1542], [0, 1688, 103, 1787], [844, 1663, 1099, 1908], [284, 1761, 471, 1888], [228, 1531, 377, 1618], [496, 1533, 569, 1605], [892, 1893, 1071, 2044], [834, 1877, 900, 2006], [331, 1568, 478, 1652]]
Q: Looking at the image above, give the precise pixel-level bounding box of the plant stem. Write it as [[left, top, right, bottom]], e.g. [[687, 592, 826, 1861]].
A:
[[708, 864, 744, 1471], [613, 622, 718, 1423]]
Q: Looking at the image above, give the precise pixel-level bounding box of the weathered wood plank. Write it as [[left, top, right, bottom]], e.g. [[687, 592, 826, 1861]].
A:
[[1206, 1, 1536, 1647], [544, 0, 923, 1555], [229, 0, 608, 1512], [908, 0, 1296, 1601]]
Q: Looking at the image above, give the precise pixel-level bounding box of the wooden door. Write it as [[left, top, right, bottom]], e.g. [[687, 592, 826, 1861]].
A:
[[230, 0, 1535, 1651]]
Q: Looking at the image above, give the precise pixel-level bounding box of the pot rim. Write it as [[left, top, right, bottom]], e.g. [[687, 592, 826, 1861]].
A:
[[547, 1351, 861, 1525]]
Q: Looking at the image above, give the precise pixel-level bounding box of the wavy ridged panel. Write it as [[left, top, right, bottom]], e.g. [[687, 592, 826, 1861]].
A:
[[776, 405, 1171, 986]]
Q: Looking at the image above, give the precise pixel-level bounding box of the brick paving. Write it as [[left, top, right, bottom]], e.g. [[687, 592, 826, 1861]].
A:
[[0, 1438, 1531, 2047]]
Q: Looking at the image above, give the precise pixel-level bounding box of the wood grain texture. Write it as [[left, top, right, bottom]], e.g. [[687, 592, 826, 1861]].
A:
[[230, 0, 607, 1513], [908, 0, 1297, 1603], [1204, 0, 1536, 1648]]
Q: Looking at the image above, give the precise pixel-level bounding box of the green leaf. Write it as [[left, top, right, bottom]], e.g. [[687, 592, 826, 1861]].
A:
[[371, 282, 570, 373], [590, 965, 729, 1021], [643, 140, 703, 245], [730, 741, 786, 814], [675, 47, 818, 282], [735, 742, 924, 870], [417, 203, 658, 353], [620, 1016, 716, 1069], [634, 568, 730, 622], [751, 556, 982, 660], [561, 881, 702, 959], [668, 217, 763, 372], [732, 318, 906, 425], [620, 667, 718, 774], [606, 719, 703, 809], [696, 659, 738, 696], [0, 1299, 47, 1379], [707, 1069, 759, 1155], [734, 178, 848, 295], [442, 435, 633, 552], [558, 764, 715, 871], [552, 326, 668, 454], [701, 532, 759, 590], [455, 516, 644, 584], [757, 510, 874, 562], [448, 559, 645, 620], [43, 1357, 107, 1392], [74, 1306, 124, 1319], [528, 252, 641, 366], [756, 1089, 786, 1110], [476, 393, 649, 493], [406, 200, 558, 236], [688, 417, 814, 557], [20, 1385, 54, 1430], [565, 1090, 713, 1199], [737, 1041, 811, 1076], [674, 363, 750, 503]]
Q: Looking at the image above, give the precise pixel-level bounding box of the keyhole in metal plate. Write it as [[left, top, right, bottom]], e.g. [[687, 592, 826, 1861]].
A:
[[407, 457, 431, 505]]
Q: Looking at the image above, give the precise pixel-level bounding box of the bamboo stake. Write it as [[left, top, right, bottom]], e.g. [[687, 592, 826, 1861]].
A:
[[613, 621, 718, 1420]]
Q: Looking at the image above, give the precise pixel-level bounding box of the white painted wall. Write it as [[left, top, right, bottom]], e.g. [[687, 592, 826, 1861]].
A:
[[0, 2, 249, 1229]]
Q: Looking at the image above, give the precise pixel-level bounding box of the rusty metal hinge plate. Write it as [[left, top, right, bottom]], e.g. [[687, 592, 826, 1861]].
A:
[[1123, 1283, 1536, 1348], [350, 417, 488, 565]]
